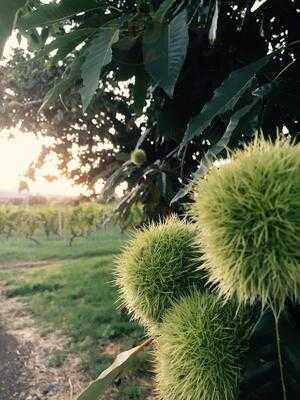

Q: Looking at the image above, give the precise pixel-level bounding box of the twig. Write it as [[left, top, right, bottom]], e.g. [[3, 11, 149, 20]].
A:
[[28, 236, 40, 245], [69, 377, 74, 400]]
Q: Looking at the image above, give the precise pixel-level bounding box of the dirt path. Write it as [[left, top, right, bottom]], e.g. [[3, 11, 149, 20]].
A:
[[0, 263, 154, 400], [0, 325, 32, 400], [0, 283, 86, 400]]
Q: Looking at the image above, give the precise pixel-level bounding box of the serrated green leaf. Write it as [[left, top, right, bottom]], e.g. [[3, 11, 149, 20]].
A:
[[102, 161, 134, 200], [135, 129, 150, 149], [39, 28, 96, 64], [251, 0, 269, 13], [0, 0, 26, 57], [76, 338, 152, 400], [180, 54, 273, 151], [132, 68, 150, 115], [159, 171, 167, 196], [171, 98, 261, 205], [39, 78, 71, 112], [80, 27, 120, 111], [17, 0, 103, 29], [154, 0, 177, 22], [144, 9, 188, 98], [40, 56, 84, 111], [170, 180, 192, 204], [208, 0, 219, 44], [214, 98, 261, 150]]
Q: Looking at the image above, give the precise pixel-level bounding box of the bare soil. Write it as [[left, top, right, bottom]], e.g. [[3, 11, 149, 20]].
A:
[[0, 324, 32, 400], [0, 261, 59, 271], [0, 283, 87, 400]]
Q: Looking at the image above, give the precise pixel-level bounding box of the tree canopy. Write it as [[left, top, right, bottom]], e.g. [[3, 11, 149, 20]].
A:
[[0, 0, 299, 222]]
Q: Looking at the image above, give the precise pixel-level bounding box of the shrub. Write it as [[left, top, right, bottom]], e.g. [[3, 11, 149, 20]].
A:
[[191, 137, 300, 310], [38, 206, 61, 238], [64, 203, 103, 246], [0, 205, 13, 236], [156, 292, 251, 400], [14, 208, 42, 244], [115, 216, 206, 329]]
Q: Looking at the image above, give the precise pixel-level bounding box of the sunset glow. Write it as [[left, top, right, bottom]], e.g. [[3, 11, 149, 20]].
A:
[[0, 129, 82, 197]]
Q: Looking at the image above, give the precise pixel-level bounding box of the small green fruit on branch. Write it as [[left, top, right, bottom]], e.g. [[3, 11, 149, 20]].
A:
[[131, 149, 147, 166]]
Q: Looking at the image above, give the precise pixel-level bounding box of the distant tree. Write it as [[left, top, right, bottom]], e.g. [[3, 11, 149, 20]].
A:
[[18, 179, 29, 193], [0, 0, 299, 223]]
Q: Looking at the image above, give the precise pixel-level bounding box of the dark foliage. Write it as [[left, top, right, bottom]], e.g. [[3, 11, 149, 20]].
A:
[[0, 0, 299, 225], [239, 308, 300, 400]]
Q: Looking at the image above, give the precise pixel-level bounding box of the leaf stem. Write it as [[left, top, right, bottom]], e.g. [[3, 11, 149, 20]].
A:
[[272, 305, 287, 400], [273, 59, 295, 82]]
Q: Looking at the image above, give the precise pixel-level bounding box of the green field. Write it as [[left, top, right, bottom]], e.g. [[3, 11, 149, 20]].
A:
[[0, 228, 152, 399]]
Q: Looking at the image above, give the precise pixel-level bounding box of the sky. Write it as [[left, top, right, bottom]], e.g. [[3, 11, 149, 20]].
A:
[[0, 129, 82, 196]]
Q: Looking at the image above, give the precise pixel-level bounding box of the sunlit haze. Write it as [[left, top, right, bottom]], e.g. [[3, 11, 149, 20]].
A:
[[1, 30, 125, 199], [0, 130, 82, 197], [1, 32, 84, 197]]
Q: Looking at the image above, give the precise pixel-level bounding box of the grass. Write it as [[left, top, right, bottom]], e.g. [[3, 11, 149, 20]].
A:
[[0, 227, 153, 399], [0, 227, 122, 264]]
